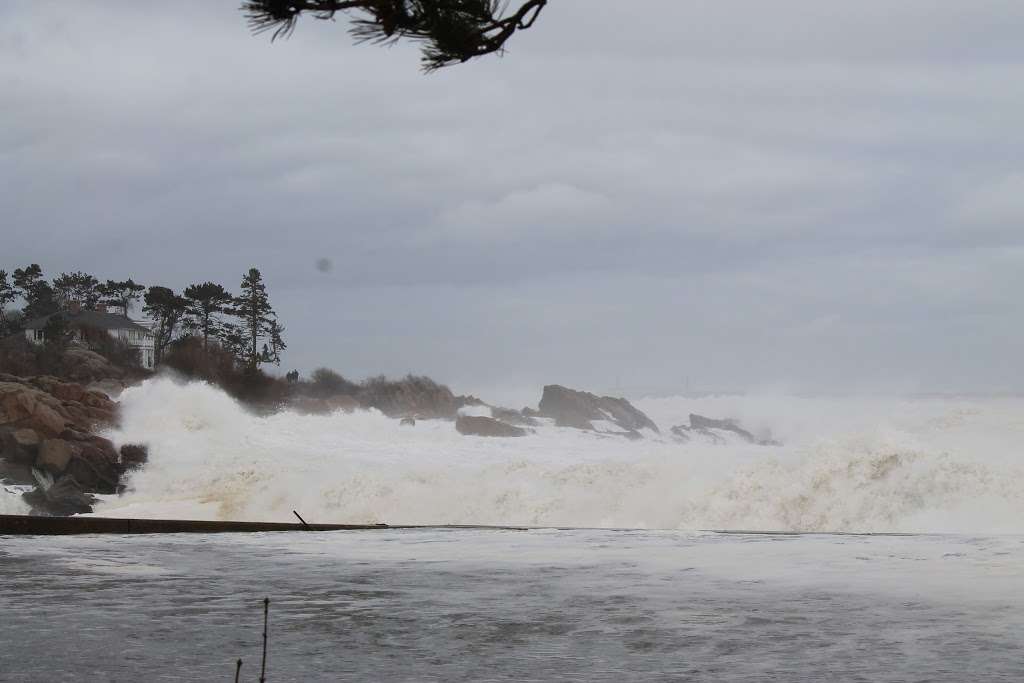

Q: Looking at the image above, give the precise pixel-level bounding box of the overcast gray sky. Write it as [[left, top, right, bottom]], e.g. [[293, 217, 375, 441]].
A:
[[3, 1, 1023, 402]]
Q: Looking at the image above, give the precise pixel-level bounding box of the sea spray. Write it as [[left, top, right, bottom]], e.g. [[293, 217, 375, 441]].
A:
[[0, 485, 30, 515], [95, 377, 1024, 533]]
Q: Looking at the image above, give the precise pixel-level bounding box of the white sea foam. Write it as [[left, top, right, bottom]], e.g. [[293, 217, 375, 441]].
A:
[[456, 404, 492, 418], [1, 485, 30, 515], [93, 378, 1024, 532]]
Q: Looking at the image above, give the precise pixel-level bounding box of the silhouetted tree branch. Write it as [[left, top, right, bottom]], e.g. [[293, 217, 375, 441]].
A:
[[242, 0, 547, 71]]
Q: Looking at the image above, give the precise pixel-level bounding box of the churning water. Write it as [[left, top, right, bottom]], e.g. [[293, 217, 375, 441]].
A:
[[64, 378, 1024, 533], [2, 529, 1023, 681], [4, 379, 1024, 680]]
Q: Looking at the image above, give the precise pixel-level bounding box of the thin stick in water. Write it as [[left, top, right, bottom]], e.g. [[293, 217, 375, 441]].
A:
[[260, 597, 270, 683], [234, 658, 242, 683]]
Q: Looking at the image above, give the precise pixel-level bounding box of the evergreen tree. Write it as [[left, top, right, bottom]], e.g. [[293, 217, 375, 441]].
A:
[[219, 322, 249, 365], [97, 279, 146, 316], [243, 0, 547, 72], [12, 264, 44, 299], [0, 270, 16, 333], [183, 281, 234, 350], [13, 264, 58, 320], [52, 271, 100, 309], [262, 319, 287, 366], [42, 314, 72, 349], [231, 268, 282, 369], [143, 286, 187, 364]]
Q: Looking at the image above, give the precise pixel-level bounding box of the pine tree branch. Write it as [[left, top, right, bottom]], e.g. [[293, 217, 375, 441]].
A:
[[241, 0, 547, 71]]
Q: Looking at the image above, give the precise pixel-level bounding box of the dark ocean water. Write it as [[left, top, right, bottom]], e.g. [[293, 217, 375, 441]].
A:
[[1, 529, 1023, 682]]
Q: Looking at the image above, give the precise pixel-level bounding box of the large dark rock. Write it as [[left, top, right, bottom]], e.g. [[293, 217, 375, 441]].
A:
[[0, 458, 34, 485], [537, 385, 659, 434], [0, 381, 69, 436], [671, 414, 778, 446], [670, 423, 725, 444], [455, 395, 486, 410], [0, 428, 41, 465], [455, 415, 528, 438], [490, 407, 539, 427], [22, 474, 97, 516], [67, 440, 122, 494], [0, 375, 117, 437], [36, 438, 78, 475], [0, 373, 136, 514], [58, 347, 124, 383], [688, 414, 757, 442], [120, 443, 149, 469]]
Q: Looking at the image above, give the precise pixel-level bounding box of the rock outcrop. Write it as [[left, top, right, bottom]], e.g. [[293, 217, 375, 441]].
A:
[[56, 348, 124, 383], [0, 374, 118, 437], [537, 385, 659, 435], [671, 413, 779, 446], [455, 415, 528, 438], [22, 473, 97, 516], [37, 438, 76, 474], [119, 443, 148, 469], [0, 428, 41, 464], [490, 407, 539, 427], [0, 373, 147, 514]]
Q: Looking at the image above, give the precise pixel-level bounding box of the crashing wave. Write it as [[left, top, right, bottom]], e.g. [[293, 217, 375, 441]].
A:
[[92, 378, 1024, 533]]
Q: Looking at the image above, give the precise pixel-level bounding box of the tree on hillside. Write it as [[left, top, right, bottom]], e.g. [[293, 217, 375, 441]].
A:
[[13, 264, 58, 320], [52, 271, 100, 309], [230, 268, 283, 369], [183, 282, 234, 350], [262, 319, 287, 366], [0, 270, 16, 333], [143, 286, 187, 364], [98, 279, 146, 317], [219, 323, 248, 367], [242, 0, 547, 71]]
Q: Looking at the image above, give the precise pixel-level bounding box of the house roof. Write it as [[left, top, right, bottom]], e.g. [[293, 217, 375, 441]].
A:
[[23, 310, 154, 335]]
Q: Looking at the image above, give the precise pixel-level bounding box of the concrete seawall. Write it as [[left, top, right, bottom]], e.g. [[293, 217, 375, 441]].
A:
[[0, 514, 389, 535], [0, 514, 529, 535]]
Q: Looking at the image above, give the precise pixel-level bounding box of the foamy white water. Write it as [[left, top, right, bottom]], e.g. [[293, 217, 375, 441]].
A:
[[92, 378, 1024, 533], [0, 485, 30, 515]]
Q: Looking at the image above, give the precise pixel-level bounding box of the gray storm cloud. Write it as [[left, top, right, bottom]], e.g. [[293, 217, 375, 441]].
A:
[[2, 0, 1023, 398]]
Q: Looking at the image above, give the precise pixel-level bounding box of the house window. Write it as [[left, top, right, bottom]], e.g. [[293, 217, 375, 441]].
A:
[[33, 330, 45, 341]]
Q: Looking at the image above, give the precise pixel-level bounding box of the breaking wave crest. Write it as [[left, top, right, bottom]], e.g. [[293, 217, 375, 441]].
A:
[[93, 378, 1024, 533]]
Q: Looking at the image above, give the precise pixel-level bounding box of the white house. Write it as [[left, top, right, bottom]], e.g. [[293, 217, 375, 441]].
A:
[[23, 302, 156, 369]]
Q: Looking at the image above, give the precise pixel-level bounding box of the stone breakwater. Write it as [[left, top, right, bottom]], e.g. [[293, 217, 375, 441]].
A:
[[0, 373, 145, 515]]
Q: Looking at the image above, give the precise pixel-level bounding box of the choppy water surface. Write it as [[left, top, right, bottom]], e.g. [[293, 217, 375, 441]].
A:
[[2, 529, 1023, 682]]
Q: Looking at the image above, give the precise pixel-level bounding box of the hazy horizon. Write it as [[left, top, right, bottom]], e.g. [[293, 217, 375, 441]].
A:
[[3, 1, 1023, 398]]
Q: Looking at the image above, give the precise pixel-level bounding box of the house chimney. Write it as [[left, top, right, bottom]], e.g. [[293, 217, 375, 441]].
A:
[[69, 301, 81, 314], [95, 303, 107, 314]]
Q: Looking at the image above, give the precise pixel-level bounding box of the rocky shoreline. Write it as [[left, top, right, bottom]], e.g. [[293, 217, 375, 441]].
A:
[[1, 368, 777, 516], [0, 372, 146, 515]]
